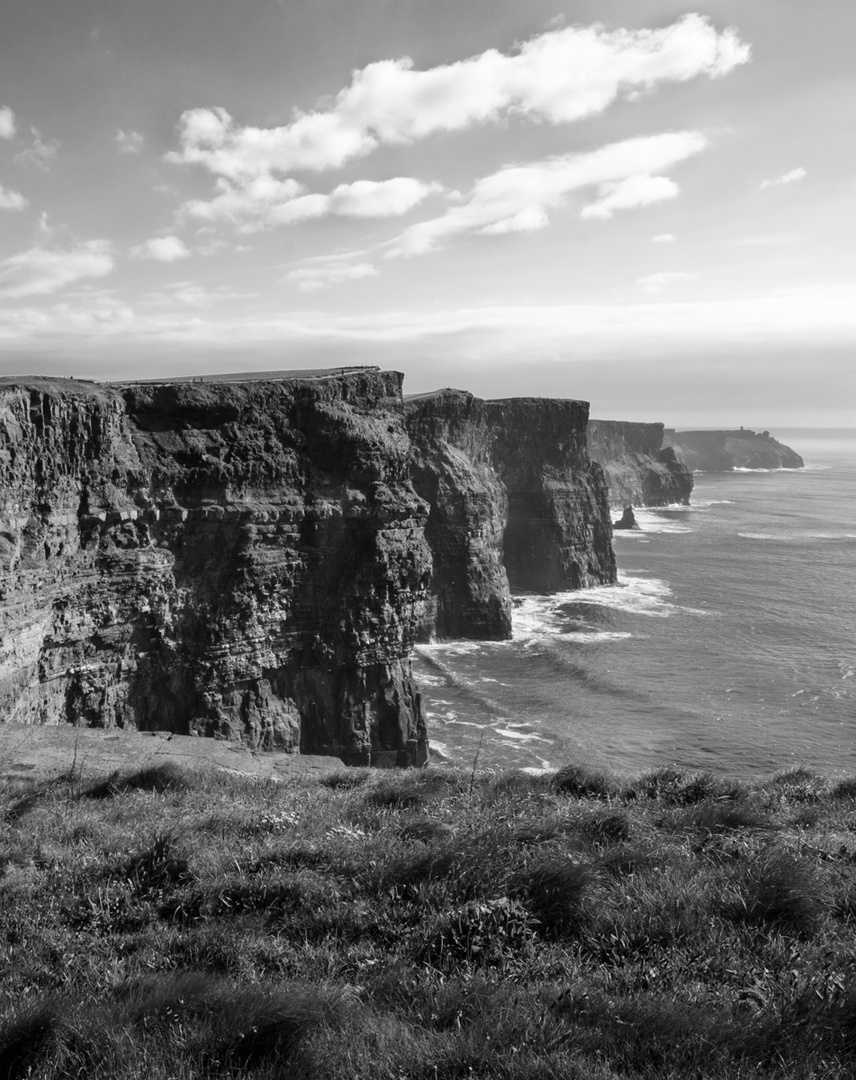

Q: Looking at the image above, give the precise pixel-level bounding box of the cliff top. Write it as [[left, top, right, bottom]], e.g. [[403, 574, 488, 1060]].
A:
[[0, 367, 380, 391]]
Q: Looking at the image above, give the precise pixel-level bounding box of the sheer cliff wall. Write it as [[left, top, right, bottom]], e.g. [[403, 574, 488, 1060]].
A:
[[663, 429, 805, 471], [0, 372, 430, 766], [587, 420, 693, 509], [406, 391, 616, 641]]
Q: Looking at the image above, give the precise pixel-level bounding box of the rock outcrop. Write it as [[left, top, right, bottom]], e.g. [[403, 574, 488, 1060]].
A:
[[406, 390, 616, 641], [587, 420, 693, 509], [0, 371, 431, 766], [663, 429, 804, 471]]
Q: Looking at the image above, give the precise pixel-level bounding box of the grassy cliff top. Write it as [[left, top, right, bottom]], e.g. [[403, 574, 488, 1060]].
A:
[[3, 758, 856, 1079]]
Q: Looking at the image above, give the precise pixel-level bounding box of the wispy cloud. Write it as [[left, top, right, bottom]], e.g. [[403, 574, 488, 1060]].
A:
[[14, 128, 60, 171], [387, 132, 706, 256], [760, 167, 806, 189], [636, 271, 698, 293], [168, 16, 746, 183], [284, 260, 378, 292], [0, 184, 27, 212], [581, 174, 679, 220], [0, 106, 15, 140], [181, 176, 440, 231], [652, 233, 676, 243], [130, 236, 191, 262], [0, 240, 114, 298], [114, 128, 144, 154]]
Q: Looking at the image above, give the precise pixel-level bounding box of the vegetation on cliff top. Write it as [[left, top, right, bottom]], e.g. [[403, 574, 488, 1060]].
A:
[[3, 759, 856, 1078]]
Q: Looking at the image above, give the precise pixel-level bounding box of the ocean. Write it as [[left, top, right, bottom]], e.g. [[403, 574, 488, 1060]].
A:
[[415, 429, 856, 780]]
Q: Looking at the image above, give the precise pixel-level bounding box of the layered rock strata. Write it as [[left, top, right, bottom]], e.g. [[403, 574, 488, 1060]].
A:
[[406, 390, 616, 641], [663, 429, 804, 471], [0, 371, 431, 766], [587, 420, 694, 510]]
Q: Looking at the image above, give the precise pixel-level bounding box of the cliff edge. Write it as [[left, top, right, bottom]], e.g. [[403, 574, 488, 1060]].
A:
[[0, 371, 430, 766], [406, 390, 616, 640], [588, 420, 693, 510], [664, 429, 804, 471]]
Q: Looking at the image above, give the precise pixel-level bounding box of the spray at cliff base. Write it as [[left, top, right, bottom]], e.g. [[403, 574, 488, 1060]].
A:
[[414, 431, 856, 780]]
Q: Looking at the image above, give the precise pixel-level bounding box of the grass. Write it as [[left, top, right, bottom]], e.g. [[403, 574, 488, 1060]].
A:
[[3, 760, 856, 1077]]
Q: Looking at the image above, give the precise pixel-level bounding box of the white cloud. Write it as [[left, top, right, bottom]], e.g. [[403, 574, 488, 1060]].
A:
[[581, 174, 679, 219], [13, 128, 59, 171], [131, 236, 191, 262], [653, 233, 676, 243], [168, 16, 748, 180], [115, 128, 144, 154], [0, 106, 15, 140], [0, 184, 27, 211], [284, 261, 378, 292], [760, 167, 806, 189], [636, 271, 698, 293], [388, 131, 706, 256], [0, 240, 114, 298], [182, 175, 439, 231]]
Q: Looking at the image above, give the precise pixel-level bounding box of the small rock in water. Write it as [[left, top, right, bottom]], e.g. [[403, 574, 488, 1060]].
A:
[[613, 507, 638, 530]]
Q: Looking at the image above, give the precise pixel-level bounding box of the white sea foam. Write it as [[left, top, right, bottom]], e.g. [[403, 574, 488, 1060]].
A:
[[631, 509, 692, 534], [429, 741, 451, 760], [558, 630, 633, 643], [493, 727, 549, 743]]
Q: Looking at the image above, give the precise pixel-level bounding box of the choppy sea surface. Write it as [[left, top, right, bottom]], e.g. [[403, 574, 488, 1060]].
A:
[[415, 429, 856, 780]]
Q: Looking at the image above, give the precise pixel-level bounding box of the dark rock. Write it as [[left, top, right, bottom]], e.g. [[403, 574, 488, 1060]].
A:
[[612, 507, 638, 530], [663, 429, 804, 471], [587, 420, 693, 509], [406, 390, 616, 640], [0, 370, 431, 766]]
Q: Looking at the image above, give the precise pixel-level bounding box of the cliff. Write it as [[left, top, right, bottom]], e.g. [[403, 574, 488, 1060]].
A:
[[0, 371, 431, 766], [587, 420, 693, 509], [406, 390, 616, 641], [663, 429, 804, 471]]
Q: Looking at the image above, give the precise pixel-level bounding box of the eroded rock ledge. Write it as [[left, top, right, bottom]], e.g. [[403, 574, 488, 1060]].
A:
[[663, 429, 805, 471], [406, 390, 616, 641], [0, 371, 430, 765], [587, 419, 694, 510]]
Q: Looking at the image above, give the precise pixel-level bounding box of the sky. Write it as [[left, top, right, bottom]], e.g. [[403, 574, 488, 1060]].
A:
[[0, 0, 853, 425]]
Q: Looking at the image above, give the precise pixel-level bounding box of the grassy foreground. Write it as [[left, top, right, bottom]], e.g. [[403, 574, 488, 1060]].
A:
[[2, 760, 856, 1079]]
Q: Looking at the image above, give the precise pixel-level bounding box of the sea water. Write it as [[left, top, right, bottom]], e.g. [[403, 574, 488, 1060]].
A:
[[415, 429, 856, 780]]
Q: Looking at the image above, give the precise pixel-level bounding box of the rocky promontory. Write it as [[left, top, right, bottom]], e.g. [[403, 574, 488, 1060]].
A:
[[664, 429, 804, 471], [0, 370, 623, 760], [587, 420, 693, 509], [407, 390, 616, 640], [0, 370, 430, 766]]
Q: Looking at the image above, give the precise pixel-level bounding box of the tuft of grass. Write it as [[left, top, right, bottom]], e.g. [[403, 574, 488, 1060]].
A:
[[552, 763, 616, 799], [516, 855, 593, 937], [727, 849, 827, 937], [84, 762, 199, 799]]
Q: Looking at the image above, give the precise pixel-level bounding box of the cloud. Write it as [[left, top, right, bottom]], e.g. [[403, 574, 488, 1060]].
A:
[[0, 106, 15, 140], [0, 184, 27, 211], [115, 128, 144, 154], [168, 15, 748, 180], [581, 174, 679, 219], [387, 131, 706, 256], [0, 240, 114, 298], [13, 128, 60, 171], [284, 260, 378, 292], [760, 167, 806, 189], [636, 271, 697, 293], [131, 236, 191, 262], [653, 233, 676, 243], [181, 175, 440, 230]]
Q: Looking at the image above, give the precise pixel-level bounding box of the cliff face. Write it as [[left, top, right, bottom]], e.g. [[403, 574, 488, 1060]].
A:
[[663, 429, 804, 471], [406, 391, 616, 641], [587, 420, 693, 509], [0, 372, 431, 766]]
